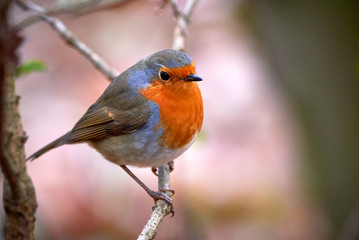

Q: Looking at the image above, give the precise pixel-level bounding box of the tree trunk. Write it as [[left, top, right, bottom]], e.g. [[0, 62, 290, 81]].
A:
[[0, 0, 38, 239]]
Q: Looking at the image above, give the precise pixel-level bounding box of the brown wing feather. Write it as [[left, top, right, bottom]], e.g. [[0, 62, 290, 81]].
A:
[[72, 107, 113, 129], [65, 104, 149, 143]]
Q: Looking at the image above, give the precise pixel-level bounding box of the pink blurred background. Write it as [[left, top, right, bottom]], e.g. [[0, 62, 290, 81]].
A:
[[5, 0, 358, 239]]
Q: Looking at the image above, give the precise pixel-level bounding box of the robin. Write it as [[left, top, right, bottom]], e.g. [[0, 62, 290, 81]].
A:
[[28, 49, 203, 213]]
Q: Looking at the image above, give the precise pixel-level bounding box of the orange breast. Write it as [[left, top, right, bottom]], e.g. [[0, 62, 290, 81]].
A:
[[140, 77, 203, 149]]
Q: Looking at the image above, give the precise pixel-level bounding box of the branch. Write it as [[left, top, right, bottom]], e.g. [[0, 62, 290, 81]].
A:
[[137, 164, 173, 240], [0, 0, 37, 238], [138, 1, 199, 239], [15, 0, 130, 30], [15, 0, 120, 81], [15, 1, 96, 30], [171, 0, 199, 51]]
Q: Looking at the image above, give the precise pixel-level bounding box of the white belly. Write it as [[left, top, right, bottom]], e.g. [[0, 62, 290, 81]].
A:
[[89, 133, 196, 168]]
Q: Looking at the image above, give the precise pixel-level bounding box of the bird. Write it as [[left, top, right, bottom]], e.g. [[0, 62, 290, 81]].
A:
[[27, 49, 203, 213]]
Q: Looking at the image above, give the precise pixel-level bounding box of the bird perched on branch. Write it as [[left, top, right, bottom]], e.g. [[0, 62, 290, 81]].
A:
[[28, 49, 203, 213]]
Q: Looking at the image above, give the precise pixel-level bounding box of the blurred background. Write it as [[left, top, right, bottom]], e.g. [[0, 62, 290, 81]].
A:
[[1, 0, 359, 239]]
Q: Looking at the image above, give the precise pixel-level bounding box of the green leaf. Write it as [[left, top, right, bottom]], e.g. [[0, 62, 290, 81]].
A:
[[15, 60, 46, 77]]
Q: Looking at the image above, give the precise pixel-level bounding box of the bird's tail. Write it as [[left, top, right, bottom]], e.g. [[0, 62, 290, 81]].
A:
[[27, 133, 69, 161]]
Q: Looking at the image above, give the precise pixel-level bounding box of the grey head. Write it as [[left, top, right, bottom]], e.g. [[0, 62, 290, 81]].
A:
[[118, 49, 195, 92]]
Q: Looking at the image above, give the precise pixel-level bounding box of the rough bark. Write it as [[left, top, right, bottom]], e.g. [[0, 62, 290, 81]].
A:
[[0, 0, 38, 239]]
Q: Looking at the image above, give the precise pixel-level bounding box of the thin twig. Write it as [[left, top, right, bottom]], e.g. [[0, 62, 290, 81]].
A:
[[15, 0, 119, 81], [137, 165, 173, 240], [171, 0, 199, 51], [183, 0, 199, 18], [169, 0, 182, 18], [15, 1, 95, 30], [15, 0, 130, 30]]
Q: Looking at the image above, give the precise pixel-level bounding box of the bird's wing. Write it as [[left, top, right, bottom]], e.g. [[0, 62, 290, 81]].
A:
[[65, 103, 150, 143]]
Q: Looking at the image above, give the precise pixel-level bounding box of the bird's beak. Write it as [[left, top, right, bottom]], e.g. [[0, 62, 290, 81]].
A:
[[184, 74, 202, 82]]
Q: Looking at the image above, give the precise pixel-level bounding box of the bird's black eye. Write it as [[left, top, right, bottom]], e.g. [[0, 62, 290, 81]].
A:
[[159, 71, 170, 81]]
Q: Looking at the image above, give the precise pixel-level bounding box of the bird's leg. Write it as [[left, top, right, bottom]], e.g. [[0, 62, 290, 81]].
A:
[[120, 165, 174, 215], [157, 161, 175, 195], [151, 161, 175, 176]]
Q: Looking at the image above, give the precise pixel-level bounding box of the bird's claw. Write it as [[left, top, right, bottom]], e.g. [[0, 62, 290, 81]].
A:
[[148, 189, 175, 216], [160, 188, 175, 195]]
